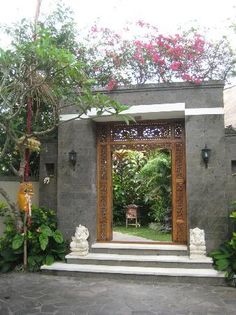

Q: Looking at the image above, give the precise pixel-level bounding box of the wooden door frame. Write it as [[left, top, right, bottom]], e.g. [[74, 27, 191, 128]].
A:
[[96, 119, 187, 244]]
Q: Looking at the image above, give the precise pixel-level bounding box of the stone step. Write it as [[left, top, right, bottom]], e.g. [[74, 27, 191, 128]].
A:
[[41, 262, 225, 286], [91, 242, 188, 256], [66, 253, 213, 269]]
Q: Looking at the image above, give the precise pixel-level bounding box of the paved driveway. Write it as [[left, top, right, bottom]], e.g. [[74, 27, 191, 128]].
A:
[[0, 272, 235, 315]]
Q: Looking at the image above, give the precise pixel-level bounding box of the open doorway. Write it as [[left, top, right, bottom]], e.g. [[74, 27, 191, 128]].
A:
[[96, 120, 187, 244], [112, 149, 172, 242]]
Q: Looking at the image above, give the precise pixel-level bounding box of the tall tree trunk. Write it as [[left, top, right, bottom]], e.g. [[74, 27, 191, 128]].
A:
[[22, 0, 43, 270]]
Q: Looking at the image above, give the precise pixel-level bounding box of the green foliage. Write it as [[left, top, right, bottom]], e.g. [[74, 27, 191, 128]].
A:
[[12, 233, 24, 250], [112, 150, 146, 225], [112, 149, 171, 228], [0, 3, 125, 177], [0, 206, 66, 272], [139, 151, 171, 226], [0, 209, 23, 272], [210, 210, 236, 287], [113, 226, 171, 242]]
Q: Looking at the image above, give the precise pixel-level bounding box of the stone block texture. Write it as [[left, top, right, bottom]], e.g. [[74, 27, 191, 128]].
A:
[[57, 120, 97, 245], [39, 139, 58, 212], [225, 133, 236, 235]]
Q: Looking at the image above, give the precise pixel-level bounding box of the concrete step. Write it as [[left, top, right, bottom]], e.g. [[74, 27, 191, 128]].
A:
[[41, 262, 225, 286], [91, 242, 188, 256], [66, 253, 213, 269]]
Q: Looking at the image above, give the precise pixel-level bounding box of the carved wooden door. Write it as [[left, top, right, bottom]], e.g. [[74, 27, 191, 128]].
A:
[[97, 120, 187, 243]]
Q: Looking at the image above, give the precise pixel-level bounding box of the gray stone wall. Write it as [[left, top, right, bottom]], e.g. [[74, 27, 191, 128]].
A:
[[39, 139, 58, 212], [100, 81, 224, 109], [57, 120, 97, 244], [225, 133, 236, 234], [52, 81, 229, 252], [185, 114, 227, 252]]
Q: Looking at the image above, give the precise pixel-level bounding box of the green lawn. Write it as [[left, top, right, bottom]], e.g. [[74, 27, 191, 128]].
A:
[[113, 226, 172, 242]]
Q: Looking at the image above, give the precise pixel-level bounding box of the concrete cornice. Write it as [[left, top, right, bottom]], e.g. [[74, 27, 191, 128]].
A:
[[93, 80, 225, 95]]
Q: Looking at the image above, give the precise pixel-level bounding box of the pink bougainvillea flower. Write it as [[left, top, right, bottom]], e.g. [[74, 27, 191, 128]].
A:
[[158, 59, 166, 66], [193, 78, 202, 85], [82, 20, 232, 86], [182, 73, 192, 81], [170, 61, 182, 71], [133, 53, 141, 60], [152, 54, 160, 63], [134, 40, 142, 47], [106, 79, 118, 91], [144, 43, 153, 50]]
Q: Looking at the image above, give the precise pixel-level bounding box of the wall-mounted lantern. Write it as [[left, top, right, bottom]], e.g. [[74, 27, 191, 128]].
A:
[[201, 145, 211, 168], [69, 150, 77, 170]]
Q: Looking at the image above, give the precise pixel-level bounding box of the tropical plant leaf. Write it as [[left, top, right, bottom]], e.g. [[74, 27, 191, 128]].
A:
[[40, 224, 53, 237], [39, 234, 48, 251], [53, 230, 63, 243], [28, 256, 37, 267], [216, 258, 229, 271], [12, 234, 24, 250], [45, 255, 54, 265]]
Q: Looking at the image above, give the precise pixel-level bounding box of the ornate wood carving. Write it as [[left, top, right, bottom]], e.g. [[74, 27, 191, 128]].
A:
[[97, 120, 187, 243]]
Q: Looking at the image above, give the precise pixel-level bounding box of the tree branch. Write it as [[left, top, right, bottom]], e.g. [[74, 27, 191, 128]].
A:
[[0, 136, 10, 159], [0, 186, 23, 231]]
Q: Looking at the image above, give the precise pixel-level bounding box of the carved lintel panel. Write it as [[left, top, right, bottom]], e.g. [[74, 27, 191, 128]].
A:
[[174, 122, 184, 139], [97, 120, 187, 244], [111, 121, 174, 142]]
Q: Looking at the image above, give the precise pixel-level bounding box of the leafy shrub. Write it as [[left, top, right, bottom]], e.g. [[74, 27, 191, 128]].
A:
[[210, 211, 236, 287], [112, 150, 146, 225], [139, 151, 171, 226], [0, 205, 66, 272], [112, 149, 171, 228]]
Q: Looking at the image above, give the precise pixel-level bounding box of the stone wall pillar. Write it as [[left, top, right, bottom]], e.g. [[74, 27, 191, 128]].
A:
[[57, 120, 97, 245]]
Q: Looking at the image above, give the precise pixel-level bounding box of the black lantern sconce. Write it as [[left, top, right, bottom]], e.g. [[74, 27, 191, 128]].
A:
[[201, 145, 211, 168], [69, 150, 77, 170]]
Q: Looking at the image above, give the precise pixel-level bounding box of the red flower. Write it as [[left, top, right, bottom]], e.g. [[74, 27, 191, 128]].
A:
[[106, 79, 118, 91], [182, 73, 192, 81], [152, 54, 160, 63], [194, 78, 202, 85], [170, 61, 182, 71]]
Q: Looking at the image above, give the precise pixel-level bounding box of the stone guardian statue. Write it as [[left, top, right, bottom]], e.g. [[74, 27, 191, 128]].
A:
[[70, 225, 89, 256], [189, 227, 207, 259]]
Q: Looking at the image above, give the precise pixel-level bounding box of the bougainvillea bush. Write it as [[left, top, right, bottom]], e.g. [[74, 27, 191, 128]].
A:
[[77, 21, 234, 89]]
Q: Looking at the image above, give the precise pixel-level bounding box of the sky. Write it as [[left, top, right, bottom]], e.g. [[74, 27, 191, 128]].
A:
[[0, 0, 235, 37]]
